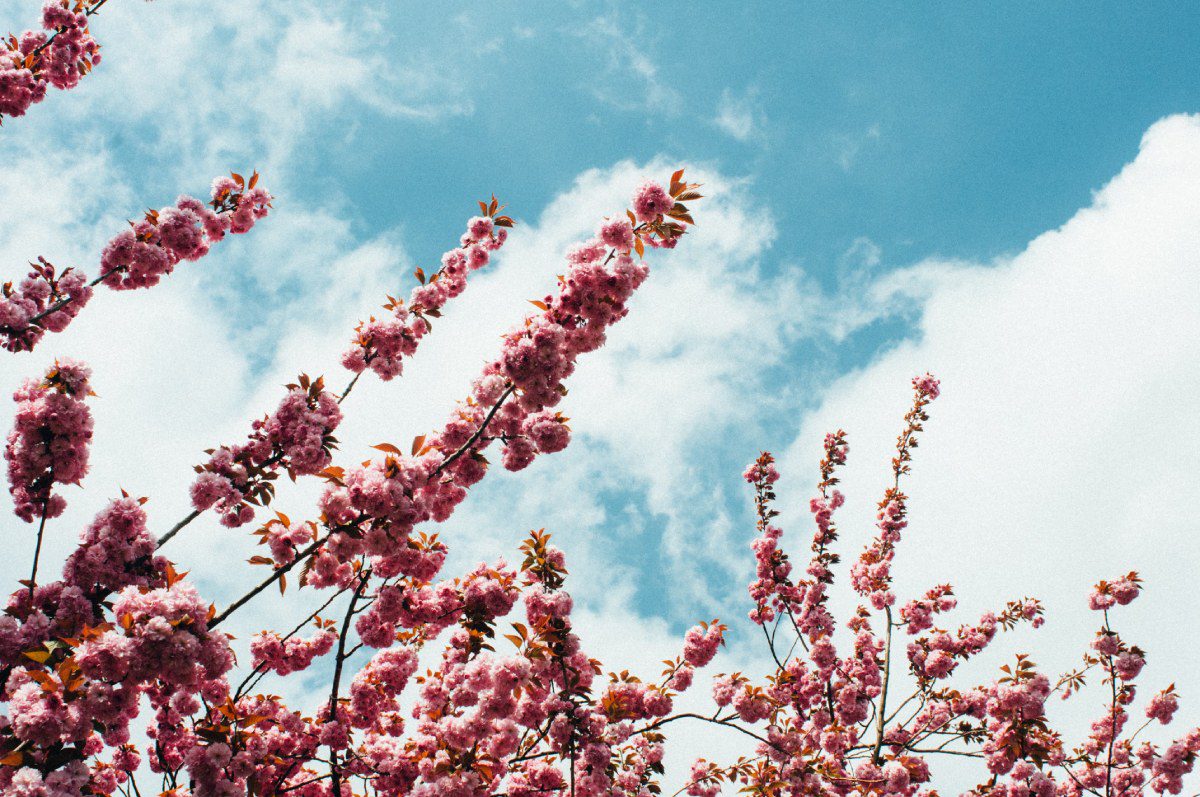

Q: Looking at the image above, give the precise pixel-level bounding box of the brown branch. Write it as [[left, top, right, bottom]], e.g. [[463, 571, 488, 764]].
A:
[[873, 605, 895, 764], [156, 509, 200, 548], [432, 384, 516, 477], [209, 533, 329, 629], [27, 497, 51, 598], [327, 571, 369, 797]]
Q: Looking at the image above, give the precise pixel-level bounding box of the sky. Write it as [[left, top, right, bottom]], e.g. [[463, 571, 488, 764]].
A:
[[1, 1, 1199, 791]]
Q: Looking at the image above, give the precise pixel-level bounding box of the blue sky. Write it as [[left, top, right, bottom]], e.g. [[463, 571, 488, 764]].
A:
[[1, 2, 1199, 788], [256, 3, 1200, 273]]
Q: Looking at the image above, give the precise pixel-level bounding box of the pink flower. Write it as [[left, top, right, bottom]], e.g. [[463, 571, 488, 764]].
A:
[[913, 372, 941, 399], [632, 180, 673, 222], [682, 623, 724, 668], [1147, 689, 1179, 725], [467, 216, 494, 241], [598, 217, 635, 251]]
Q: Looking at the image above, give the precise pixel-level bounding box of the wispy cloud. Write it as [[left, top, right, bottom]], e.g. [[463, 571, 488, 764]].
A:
[[714, 86, 766, 143], [833, 122, 882, 170], [579, 13, 681, 115]]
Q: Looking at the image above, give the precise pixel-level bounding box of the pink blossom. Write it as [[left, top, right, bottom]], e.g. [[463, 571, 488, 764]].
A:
[[5, 359, 94, 522], [632, 180, 673, 222], [682, 622, 724, 668]]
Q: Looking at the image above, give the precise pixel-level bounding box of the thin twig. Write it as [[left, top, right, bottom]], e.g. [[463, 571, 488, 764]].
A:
[[156, 509, 200, 548], [27, 490, 51, 599], [433, 384, 516, 476]]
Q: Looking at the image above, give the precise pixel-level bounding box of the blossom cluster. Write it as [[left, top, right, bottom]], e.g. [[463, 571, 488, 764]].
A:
[[342, 201, 514, 381], [0, 1, 101, 123], [191, 374, 342, 527], [0, 172, 272, 353], [4, 359, 93, 522], [99, 174, 271, 290], [303, 172, 700, 588], [0, 259, 93, 353], [0, 498, 234, 796]]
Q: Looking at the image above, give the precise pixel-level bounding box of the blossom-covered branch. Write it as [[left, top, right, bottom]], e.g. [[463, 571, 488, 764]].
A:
[[187, 203, 514, 531], [0, 0, 107, 125], [0, 172, 272, 353]]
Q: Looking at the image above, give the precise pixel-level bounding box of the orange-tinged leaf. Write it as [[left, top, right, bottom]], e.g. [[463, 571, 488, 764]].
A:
[[372, 443, 403, 456], [529, 299, 548, 311], [411, 435, 426, 456]]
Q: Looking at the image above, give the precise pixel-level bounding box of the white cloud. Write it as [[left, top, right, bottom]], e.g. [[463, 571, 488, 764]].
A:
[[0, 2, 476, 193], [773, 113, 1200, 782]]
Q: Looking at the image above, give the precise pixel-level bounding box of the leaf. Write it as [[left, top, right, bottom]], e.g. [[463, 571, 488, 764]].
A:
[[249, 171, 260, 189], [231, 172, 244, 188], [0, 750, 22, 766], [411, 435, 426, 456], [23, 649, 51, 664], [529, 299, 549, 311], [414, 267, 426, 284], [372, 443, 404, 456], [279, 573, 287, 596]]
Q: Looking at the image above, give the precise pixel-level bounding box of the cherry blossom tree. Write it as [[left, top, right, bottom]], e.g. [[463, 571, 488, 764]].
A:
[[2, 8, 1198, 797]]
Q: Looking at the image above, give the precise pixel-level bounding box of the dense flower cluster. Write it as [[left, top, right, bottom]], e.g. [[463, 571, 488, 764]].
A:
[[0, 259, 94, 353], [0, 497, 234, 795], [342, 202, 514, 381], [0, 1, 101, 123], [60, 495, 163, 596], [191, 374, 342, 527], [0, 173, 272, 353], [0, 173, 705, 796], [4, 359, 93, 523], [99, 175, 271, 290], [303, 173, 700, 590]]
